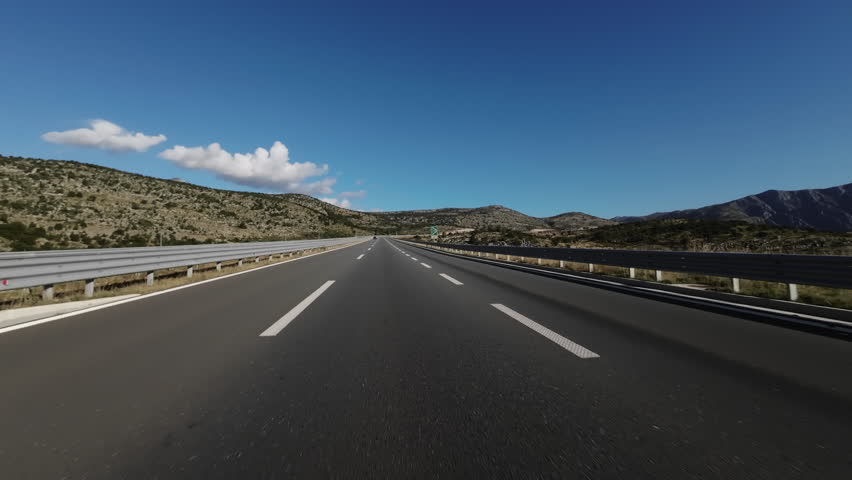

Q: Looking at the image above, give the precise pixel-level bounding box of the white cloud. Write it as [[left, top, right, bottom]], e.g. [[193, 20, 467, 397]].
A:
[[159, 141, 334, 193], [339, 190, 367, 199], [42, 119, 166, 152], [320, 197, 352, 209], [290, 177, 337, 195]]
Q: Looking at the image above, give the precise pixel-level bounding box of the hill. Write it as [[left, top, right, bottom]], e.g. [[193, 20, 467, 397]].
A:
[[544, 212, 616, 230], [0, 155, 615, 250], [0, 155, 393, 250], [427, 219, 852, 255], [6, 154, 846, 254], [614, 183, 852, 231], [376, 205, 548, 232]]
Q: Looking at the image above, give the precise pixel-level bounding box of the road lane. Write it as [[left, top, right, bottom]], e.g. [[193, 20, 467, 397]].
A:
[[0, 241, 369, 479], [403, 239, 852, 398], [0, 237, 849, 478]]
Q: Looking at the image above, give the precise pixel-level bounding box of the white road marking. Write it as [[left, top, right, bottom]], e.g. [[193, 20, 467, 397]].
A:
[[0, 241, 366, 337], [357, 254, 365, 260], [411, 258, 418, 261], [401, 241, 852, 328], [439, 273, 463, 285], [421, 263, 432, 269], [260, 281, 335, 336], [491, 304, 599, 359]]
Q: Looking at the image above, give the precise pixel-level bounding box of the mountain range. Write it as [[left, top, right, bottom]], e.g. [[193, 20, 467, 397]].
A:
[[614, 183, 852, 231], [0, 154, 850, 251]]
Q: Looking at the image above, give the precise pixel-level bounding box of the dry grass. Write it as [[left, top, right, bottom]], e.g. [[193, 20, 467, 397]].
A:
[[428, 245, 852, 311], [0, 245, 348, 311]]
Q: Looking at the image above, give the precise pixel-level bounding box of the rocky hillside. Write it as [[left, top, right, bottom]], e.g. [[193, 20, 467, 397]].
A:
[[425, 219, 852, 255], [377, 206, 616, 232], [544, 212, 616, 230], [0, 155, 392, 250], [377, 205, 547, 231], [0, 155, 613, 251], [614, 183, 852, 231]]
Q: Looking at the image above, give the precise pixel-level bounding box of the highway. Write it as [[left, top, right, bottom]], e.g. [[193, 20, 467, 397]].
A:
[[0, 238, 850, 479]]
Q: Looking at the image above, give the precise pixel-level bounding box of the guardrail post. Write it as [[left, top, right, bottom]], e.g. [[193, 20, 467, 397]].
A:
[[559, 260, 565, 268], [788, 283, 799, 301], [731, 278, 740, 293], [589, 263, 595, 273], [538, 258, 542, 265], [146, 272, 155, 286], [216, 262, 222, 272], [655, 270, 663, 282], [519, 256, 525, 262], [238, 259, 243, 266], [84, 279, 95, 297], [42, 284, 54, 301], [255, 256, 260, 263], [187, 266, 193, 278], [629, 267, 636, 279], [507, 254, 512, 262]]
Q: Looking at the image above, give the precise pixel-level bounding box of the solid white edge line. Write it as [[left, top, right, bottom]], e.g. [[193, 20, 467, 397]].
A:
[[260, 280, 335, 336], [403, 241, 852, 328], [439, 273, 463, 285], [421, 263, 432, 269], [0, 241, 366, 336], [357, 254, 365, 260], [491, 304, 599, 359]]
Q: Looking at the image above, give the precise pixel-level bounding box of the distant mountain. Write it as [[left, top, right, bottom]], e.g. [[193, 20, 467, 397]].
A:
[[376, 205, 548, 231], [614, 183, 852, 232], [544, 212, 616, 230], [375, 206, 616, 232]]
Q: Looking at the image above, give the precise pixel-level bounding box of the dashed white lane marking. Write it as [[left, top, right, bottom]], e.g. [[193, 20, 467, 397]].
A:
[[260, 281, 336, 336], [357, 254, 365, 260], [439, 273, 463, 285], [0, 242, 365, 337], [490, 304, 599, 359], [421, 263, 432, 269], [411, 258, 418, 261]]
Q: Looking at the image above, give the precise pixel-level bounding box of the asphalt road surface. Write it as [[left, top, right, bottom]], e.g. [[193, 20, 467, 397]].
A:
[[0, 238, 850, 479]]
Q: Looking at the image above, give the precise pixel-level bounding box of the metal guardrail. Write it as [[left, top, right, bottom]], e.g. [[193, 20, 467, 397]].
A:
[[0, 237, 365, 297], [411, 241, 852, 298]]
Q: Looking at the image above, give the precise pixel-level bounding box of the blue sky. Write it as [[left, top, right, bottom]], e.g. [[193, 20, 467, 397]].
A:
[[1, 0, 850, 217]]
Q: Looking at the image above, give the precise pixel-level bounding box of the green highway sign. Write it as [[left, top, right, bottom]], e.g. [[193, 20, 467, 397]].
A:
[[430, 226, 438, 239]]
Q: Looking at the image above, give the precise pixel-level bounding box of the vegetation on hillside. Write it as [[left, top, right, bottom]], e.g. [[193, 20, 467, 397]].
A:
[[424, 219, 852, 255], [0, 155, 616, 251], [0, 155, 391, 250], [2, 155, 849, 256]]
